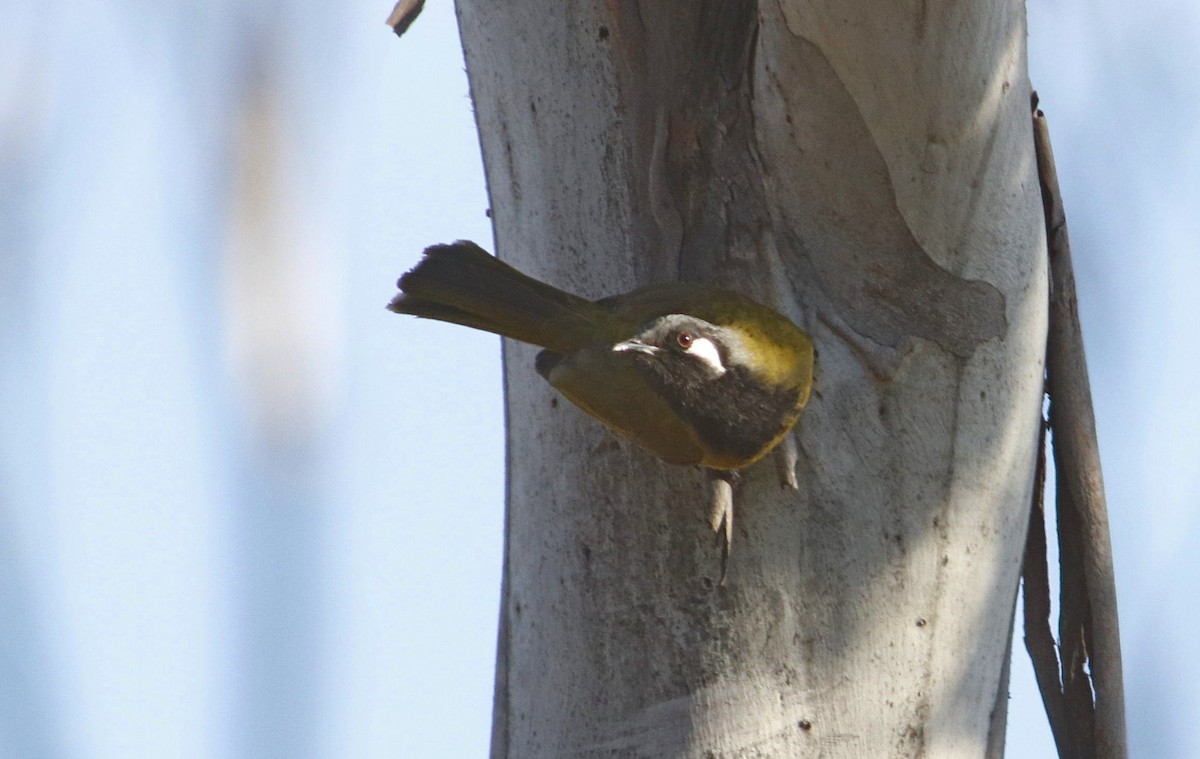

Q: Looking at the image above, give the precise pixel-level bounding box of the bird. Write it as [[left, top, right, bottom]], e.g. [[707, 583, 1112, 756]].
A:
[[388, 241, 814, 581]]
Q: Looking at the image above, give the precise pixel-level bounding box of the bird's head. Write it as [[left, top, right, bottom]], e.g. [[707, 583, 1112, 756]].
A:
[[613, 314, 742, 381]]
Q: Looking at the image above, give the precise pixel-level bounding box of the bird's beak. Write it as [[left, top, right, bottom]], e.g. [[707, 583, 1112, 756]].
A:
[[612, 337, 659, 355]]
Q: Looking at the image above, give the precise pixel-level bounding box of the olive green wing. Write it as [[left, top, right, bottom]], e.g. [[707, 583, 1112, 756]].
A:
[[538, 344, 706, 466]]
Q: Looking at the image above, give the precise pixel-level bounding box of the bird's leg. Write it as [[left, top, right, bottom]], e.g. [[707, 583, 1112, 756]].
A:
[[705, 468, 740, 584], [774, 432, 800, 490]]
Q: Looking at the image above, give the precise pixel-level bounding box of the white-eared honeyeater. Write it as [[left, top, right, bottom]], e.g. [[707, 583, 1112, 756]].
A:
[[389, 241, 814, 580]]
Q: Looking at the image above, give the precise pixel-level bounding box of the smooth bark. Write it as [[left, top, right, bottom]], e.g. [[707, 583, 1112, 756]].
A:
[[457, 2, 1048, 755]]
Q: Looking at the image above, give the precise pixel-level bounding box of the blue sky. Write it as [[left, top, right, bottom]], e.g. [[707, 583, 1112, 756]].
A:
[[1, 0, 1197, 756]]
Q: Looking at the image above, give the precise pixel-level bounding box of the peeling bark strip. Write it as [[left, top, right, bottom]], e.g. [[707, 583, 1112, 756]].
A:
[[1027, 101, 1128, 758], [1022, 412, 1073, 756]]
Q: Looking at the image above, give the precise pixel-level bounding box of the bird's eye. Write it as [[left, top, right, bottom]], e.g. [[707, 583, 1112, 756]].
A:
[[676, 331, 695, 349]]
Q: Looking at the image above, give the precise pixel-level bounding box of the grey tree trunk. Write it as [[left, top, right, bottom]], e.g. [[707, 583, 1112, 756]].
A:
[[459, 1, 1047, 756]]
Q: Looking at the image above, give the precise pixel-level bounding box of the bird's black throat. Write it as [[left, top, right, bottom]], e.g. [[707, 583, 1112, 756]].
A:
[[634, 356, 799, 463]]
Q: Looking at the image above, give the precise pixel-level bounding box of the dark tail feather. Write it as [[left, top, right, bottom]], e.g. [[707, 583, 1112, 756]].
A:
[[388, 241, 607, 353]]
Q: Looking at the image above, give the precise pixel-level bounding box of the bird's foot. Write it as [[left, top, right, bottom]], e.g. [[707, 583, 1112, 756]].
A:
[[705, 469, 741, 585], [774, 433, 800, 490]]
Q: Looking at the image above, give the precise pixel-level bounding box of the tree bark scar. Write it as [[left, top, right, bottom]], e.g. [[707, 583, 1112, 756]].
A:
[[754, 25, 1008, 359], [648, 107, 684, 255]]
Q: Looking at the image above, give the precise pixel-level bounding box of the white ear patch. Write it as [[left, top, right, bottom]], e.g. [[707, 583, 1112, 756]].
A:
[[684, 336, 727, 377]]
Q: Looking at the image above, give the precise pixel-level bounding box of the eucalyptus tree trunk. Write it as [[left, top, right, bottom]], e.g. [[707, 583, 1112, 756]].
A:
[[459, 1, 1047, 756]]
